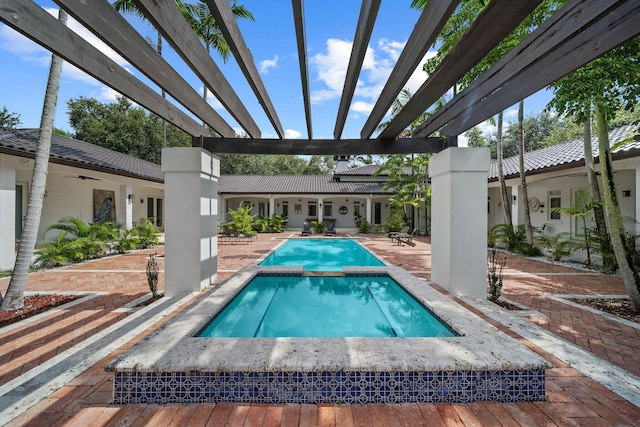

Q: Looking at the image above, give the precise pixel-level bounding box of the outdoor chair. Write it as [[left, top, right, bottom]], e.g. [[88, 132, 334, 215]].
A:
[[325, 220, 336, 236], [393, 228, 416, 246], [301, 221, 312, 236], [389, 226, 409, 241]]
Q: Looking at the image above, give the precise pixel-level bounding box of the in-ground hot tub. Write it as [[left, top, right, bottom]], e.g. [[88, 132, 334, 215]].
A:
[[106, 265, 550, 404]]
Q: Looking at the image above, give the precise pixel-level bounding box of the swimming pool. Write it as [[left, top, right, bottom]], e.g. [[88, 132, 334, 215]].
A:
[[198, 275, 456, 338], [259, 238, 384, 270]]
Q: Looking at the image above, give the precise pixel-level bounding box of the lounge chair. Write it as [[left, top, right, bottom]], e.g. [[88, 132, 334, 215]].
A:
[[389, 226, 409, 241], [393, 228, 416, 246], [301, 221, 312, 236], [325, 220, 336, 236]]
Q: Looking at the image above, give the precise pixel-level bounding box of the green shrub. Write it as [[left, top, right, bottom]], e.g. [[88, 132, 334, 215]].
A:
[[357, 218, 370, 233], [311, 221, 325, 234], [133, 217, 159, 249], [385, 209, 405, 232], [487, 246, 507, 302], [535, 232, 574, 261], [225, 204, 256, 236]]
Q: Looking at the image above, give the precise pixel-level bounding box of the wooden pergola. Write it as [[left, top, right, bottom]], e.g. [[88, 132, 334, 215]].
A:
[[2, 0, 639, 156]]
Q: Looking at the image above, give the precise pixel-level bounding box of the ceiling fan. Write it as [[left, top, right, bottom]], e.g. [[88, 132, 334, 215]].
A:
[[63, 175, 101, 181]]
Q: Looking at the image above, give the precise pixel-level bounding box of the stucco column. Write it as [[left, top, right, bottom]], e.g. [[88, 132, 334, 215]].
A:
[[119, 184, 133, 230], [269, 195, 275, 218], [162, 147, 219, 296], [0, 156, 16, 270], [366, 196, 372, 225], [317, 197, 323, 222], [510, 185, 521, 226], [636, 166, 640, 235], [429, 147, 490, 299]]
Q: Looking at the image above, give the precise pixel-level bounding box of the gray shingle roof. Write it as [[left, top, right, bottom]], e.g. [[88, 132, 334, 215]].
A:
[[218, 175, 389, 194], [0, 128, 163, 182], [489, 124, 640, 180], [335, 164, 412, 176]]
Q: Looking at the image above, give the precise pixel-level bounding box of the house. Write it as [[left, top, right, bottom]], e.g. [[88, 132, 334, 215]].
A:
[[0, 129, 165, 270], [2, 125, 639, 270], [488, 124, 640, 240]]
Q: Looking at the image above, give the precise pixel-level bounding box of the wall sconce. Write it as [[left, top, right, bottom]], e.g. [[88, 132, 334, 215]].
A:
[[277, 203, 280, 207], [512, 195, 517, 204], [127, 194, 134, 202], [319, 203, 322, 207], [44, 191, 47, 197], [623, 190, 631, 197], [346, 199, 349, 202], [140, 198, 144, 204]]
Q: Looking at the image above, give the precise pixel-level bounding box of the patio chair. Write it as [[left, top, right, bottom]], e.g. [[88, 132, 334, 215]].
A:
[[325, 220, 336, 236], [301, 221, 312, 236], [389, 226, 409, 241], [393, 228, 416, 246]]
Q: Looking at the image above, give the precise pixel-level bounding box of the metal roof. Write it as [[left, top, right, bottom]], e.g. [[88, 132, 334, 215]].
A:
[[217, 175, 388, 195], [489, 124, 640, 180], [0, 128, 163, 182]]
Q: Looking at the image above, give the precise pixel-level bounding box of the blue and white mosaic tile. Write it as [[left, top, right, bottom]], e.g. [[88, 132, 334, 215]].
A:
[[113, 369, 545, 404]]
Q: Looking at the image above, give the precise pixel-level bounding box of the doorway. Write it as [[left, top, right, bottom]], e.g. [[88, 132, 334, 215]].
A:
[[147, 197, 164, 228]]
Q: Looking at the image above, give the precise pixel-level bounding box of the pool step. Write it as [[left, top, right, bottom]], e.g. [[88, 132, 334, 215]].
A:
[[302, 271, 345, 277]]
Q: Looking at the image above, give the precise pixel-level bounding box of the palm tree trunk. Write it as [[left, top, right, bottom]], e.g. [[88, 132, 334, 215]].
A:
[[583, 108, 614, 270], [1, 10, 67, 310], [595, 103, 640, 311], [518, 101, 533, 244], [497, 111, 512, 224]]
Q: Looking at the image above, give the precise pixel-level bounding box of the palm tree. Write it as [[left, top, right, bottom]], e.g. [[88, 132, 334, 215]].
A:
[[1, 10, 67, 310], [518, 100, 533, 244], [176, 0, 254, 103], [496, 111, 512, 224]]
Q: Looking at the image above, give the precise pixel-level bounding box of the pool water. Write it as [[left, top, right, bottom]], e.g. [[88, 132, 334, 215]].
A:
[[260, 238, 384, 271], [198, 275, 456, 338]]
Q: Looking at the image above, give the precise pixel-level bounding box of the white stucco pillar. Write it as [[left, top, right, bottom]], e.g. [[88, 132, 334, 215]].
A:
[[0, 156, 16, 270], [317, 197, 323, 222], [366, 196, 372, 225], [119, 184, 133, 230], [162, 147, 219, 296], [510, 185, 521, 226], [429, 147, 490, 299], [269, 195, 275, 218]]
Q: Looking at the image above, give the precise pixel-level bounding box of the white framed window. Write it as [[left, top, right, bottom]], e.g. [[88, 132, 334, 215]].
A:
[[548, 190, 561, 221], [324, 201, 333, 217], [308, 201, 317, 217]]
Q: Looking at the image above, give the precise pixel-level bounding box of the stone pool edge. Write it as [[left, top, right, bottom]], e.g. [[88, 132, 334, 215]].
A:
[[106, 265, 551, 404]]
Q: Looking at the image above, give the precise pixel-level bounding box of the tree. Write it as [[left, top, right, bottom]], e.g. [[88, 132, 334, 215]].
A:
[[0, 107, 21, 129], [465, 126, 487, 147], [67, 96, 191, 163], [216, 153, 334, 175], [548, 36, 640, 310], [496, 112, 512, 224], [517, 100, 534, 244], [1, 10, 67, 311]]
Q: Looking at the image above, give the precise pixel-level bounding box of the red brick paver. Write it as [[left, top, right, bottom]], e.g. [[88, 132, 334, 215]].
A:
[[1, 234, 640, 426]]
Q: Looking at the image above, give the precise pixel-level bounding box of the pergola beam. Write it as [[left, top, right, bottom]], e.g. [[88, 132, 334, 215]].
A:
[[441, 0, 640, 136], [195, 137, 447, 156], [413, 0, 625, 138], [333, 0, 381, 140], [205, 0, 285, 139], [360, 0, 459, 139], [0, 0, 208, 137], [53, 0, 235, 138], [131, 0, 260, 138], [292, 0, 313, 139], [377, 0, 542, 140]]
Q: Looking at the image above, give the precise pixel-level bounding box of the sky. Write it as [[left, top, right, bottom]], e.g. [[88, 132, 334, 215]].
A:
[[0, 1, 555, 146]]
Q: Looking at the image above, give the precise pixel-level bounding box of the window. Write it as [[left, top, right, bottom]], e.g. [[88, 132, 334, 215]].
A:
[[258, 202, 266, 217], [549, 190, 561, 220], [353, 201, 361, 219], [282, 201, 288, 218], [294, 204, 302, 214], [323, 201, 333, 217], [308, 201, 317, 217]]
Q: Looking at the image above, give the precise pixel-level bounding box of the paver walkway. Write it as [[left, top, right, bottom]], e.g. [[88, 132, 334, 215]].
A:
[[1, 234, 639, 426]]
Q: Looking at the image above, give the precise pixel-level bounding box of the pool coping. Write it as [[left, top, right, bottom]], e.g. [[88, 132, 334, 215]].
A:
[[107, 265, 549, 373]]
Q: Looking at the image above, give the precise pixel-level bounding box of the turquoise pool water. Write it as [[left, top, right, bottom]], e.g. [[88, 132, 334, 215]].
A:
[[198, 275, 456, 338], [259, 238, 384, 271]]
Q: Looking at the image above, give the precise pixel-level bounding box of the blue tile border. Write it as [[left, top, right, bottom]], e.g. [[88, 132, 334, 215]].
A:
[[113, 369, 545, 404]]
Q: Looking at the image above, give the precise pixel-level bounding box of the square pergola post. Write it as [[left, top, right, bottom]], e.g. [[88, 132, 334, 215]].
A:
[[429, 147, 490, 299], [162, 148, 219, 296]]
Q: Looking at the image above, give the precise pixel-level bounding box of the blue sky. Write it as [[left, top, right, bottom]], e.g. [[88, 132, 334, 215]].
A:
[[0, 1, 554, 144]]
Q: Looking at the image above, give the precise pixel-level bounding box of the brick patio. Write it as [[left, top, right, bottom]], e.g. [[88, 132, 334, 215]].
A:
[[1, 234, 639, 426]]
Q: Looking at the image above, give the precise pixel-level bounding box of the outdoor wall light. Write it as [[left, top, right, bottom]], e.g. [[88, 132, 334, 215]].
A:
[[127, 194, 134, 202], [140, 198, 144, 204], [512, 195, 517, 204]]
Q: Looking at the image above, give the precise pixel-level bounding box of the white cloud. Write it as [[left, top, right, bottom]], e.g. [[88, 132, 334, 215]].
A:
[[285, 128, 302, 139], [99, 86, 120, 101], [504, 107, 519, 119], [203, 90, 224, 110], [350, 101, 374, 114], [310, 38, 352, 103], [259, 55, 279, 74]]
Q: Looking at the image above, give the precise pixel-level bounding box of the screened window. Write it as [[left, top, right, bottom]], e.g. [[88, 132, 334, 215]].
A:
[[549, 190, 561, 220], [324, 202, 333, 217], [308, 201, 317, 217]]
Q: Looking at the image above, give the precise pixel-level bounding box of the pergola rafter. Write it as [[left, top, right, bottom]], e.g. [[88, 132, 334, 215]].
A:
[[1, 0, 637, 152]]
